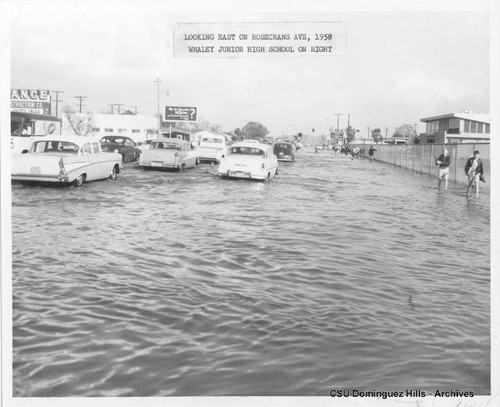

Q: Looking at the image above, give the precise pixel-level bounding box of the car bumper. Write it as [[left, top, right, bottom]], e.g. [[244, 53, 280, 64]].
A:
[[139, 160, 180, 169], [12, 173, 70, 183]]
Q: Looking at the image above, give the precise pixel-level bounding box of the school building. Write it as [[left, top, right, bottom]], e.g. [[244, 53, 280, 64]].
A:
[[419, 111, 490, 144]]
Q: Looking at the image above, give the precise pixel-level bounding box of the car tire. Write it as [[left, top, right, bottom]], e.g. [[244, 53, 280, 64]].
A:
[[109, 166, 117, 181], [73, 174, 85, 187]]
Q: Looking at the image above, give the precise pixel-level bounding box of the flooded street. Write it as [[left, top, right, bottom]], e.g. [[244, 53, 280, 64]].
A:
[[11, 147, 490, 396]]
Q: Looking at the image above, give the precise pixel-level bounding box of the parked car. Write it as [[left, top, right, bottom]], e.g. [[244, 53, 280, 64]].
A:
[[196, 134, 229, 163], [100, 135, 141, 163], [11, 136, 122, 187], [138, 138, 198, 171], [218, 141, 278, 181], [138, 139, 154, 151], [273, 142, 296, 162]]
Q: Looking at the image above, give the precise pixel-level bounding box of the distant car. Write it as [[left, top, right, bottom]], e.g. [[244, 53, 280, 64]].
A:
[[196, 134, 229, 163], [138, 138, 198, 171], [273, 142, 296, 162], [218, 141, 278, 181], [100, 135, 140, 163], [11, 136, 122, 187]]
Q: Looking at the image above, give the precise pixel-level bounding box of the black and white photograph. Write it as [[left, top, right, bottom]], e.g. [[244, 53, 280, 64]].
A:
[[1, 0, 498, 405]]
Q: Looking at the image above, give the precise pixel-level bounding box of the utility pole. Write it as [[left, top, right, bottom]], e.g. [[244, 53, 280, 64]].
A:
[[335, 113, 342, 132], [154, 78, 162, 135], [115, 104, 124, 114], [74, 96, 87, 113], [385, 127, 389, 142], [51, 90, 64, 118], [108, 104, 115, 114]]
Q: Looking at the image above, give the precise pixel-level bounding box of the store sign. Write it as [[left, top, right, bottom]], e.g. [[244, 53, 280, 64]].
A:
[[11, 88, 51, 115], [164, 106, 198, 122]]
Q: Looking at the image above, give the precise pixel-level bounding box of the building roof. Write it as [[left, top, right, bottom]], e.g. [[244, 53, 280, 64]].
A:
[[420, 112, 490, 124]]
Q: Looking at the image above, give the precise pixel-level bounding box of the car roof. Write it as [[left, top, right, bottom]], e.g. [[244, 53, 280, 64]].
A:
[[33, 135, 101, 145], [153, 138, 189, 144], [231, 141, 270, 150]]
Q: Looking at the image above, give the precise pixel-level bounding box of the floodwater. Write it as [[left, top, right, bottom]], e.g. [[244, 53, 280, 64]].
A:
[[11, 148, 490, 397]]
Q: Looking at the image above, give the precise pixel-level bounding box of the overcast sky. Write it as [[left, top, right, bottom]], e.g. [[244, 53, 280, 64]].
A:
[[6, 1, 491, 137]]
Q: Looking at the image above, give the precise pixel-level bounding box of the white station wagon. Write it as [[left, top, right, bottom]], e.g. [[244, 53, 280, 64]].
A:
[[217, 140, 279, 181], [11, 136, 123, 187]]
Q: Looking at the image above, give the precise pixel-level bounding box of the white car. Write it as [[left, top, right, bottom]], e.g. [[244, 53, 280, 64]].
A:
[[196, 134, 228, 164], [11, 136, 122, 187], [218, 141, 279, 181], [138, 138, 198, 171]]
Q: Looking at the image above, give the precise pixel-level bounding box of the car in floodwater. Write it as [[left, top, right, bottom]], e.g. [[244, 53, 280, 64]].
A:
[[217, 140, 279, 181], [11, 136, 122, 187], [196, 134, 229, 164], [138, 138, 198, 171], [100, 135, 141, 163], [273, 142, 296, 162]]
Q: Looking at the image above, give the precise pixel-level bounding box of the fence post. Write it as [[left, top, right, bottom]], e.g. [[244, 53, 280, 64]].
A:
[[454, 145, 458, 184], [430, 144, 434, 177], [420, 145, 423, 174], [412, 145, 415, 172]]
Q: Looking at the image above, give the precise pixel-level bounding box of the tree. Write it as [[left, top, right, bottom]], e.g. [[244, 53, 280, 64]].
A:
[[241, 121, 269, 140], [371, 128, 383, 143], [346, 126, 356, 142], [394, 124, 417, 140], [62, 105, 95, 136]]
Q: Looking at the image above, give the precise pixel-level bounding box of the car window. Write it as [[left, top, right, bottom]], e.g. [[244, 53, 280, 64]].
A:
[[202, 138, 223, 143], [231, 147, 264, 156], [125, 139, 134, 147], [92, 142, 101, 153], [152, 142, 181, 150], [82, 143, 92, 154], [31, 141, 79, 154]]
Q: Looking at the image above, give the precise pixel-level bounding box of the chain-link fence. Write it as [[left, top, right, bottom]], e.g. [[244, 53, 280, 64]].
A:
[[358, 143, 490, 189]]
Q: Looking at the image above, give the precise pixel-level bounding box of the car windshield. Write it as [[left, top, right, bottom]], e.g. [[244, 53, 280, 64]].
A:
[[152, 142, 182, 150], [101, 137, 124, 145], [31, 141, 80, 154], [230, 147, 265, 156], [201, 138, 223, 143]]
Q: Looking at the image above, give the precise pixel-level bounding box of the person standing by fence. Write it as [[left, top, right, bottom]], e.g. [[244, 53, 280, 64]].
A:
[[369, 145, 377, 162], [435, 148, 451, 191], [465, 150, 485, 199]]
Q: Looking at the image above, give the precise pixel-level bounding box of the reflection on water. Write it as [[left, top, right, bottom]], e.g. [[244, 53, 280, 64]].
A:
[[11, 148, 490, 396]]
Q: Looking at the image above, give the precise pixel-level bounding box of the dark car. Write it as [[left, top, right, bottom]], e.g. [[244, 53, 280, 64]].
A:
[[100, 136, 141, 163], [273, 142, 295, 162]]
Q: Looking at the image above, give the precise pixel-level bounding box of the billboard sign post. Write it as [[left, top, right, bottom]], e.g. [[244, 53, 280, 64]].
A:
[[164, 106, 198, 123]]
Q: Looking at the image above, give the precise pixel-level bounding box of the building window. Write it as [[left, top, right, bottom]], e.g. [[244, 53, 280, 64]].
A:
[[132, 129, 140, 133], [92, 127, 100, 132], [104, 128, 113, 132], [471, 121, 477, 133], [426, 121, 439, 135], [118, 128, 126, 133], [477, 122, 483, 133], [485, 123, 490, 133], [448, 118, 460, 134], [464, 120, 470, 132]]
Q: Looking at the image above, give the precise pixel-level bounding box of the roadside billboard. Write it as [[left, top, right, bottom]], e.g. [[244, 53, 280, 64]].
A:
[[164, 106, 198, 122], [11, 89, 51, 115]]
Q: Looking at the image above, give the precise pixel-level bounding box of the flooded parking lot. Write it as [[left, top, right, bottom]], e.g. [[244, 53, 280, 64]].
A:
[[11, 147, 490, 396]]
